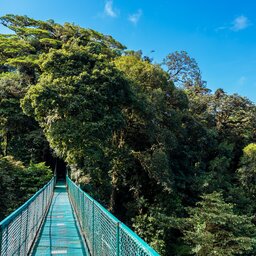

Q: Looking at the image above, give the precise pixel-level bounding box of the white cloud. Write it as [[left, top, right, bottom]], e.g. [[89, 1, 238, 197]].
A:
[[104, 0, 117, 17], [231, 15, 250, 31], [128, 9, 142, 25], [216, 15, 251, 32]]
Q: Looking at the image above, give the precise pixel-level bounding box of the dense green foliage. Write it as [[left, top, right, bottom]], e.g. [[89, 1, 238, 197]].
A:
[[0, 15, 256, 255], [182, 192, 256, 256], [0, 156, 52, 220]]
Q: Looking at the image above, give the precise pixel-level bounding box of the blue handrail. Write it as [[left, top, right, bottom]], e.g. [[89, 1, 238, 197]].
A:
[[67, 176, 159, 256], [0, 177, 55, 256]]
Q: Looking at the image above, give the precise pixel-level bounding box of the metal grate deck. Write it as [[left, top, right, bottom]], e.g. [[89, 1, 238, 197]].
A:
[[32, 182, 88, 256]]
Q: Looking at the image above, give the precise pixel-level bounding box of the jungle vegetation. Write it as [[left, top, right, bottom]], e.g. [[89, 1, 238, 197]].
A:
[[0, 15, 256, 255]]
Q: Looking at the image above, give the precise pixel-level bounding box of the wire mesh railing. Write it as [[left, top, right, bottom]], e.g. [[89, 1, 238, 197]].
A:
[[0, 177, 55, 256], [67, 176, 159, 256]]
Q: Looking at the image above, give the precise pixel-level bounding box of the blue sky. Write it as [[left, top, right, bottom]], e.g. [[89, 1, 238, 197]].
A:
[[0, 0, 256, 102]]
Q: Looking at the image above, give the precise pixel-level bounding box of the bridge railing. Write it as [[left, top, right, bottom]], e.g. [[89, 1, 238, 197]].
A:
[[67, 176, 159, 256], [0, 177, 55, 256]]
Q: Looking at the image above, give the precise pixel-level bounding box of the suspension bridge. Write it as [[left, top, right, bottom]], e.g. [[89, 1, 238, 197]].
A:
[[0, 176, 159, 255]]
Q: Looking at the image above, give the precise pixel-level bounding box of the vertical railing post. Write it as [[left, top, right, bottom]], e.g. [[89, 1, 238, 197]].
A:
[[54, 159, 57, 180], [81, 193, 85, 230], [24, 207, 29, 253], [92, 201, 95, 256], [42, 190, 45, 218], [0, 224, 2, 254], [116, 222, 120, 256], [66, 176, 68, 194], [18, 212, 23, 255], [65, 167, 68, 179], [6, 224, 9, 255]]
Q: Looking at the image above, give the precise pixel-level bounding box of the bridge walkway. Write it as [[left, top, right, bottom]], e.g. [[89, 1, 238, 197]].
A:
[[32, 182, 89, 256], [0, 177, 159, 256]]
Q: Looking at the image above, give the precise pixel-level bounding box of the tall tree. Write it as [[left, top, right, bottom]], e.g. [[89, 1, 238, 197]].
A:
[[182, 192, 256, 256], [237, 143, 256, 196], [21, 35, 132, 206], [0, 156, 52, 220], [164, 51, 208, 93]]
